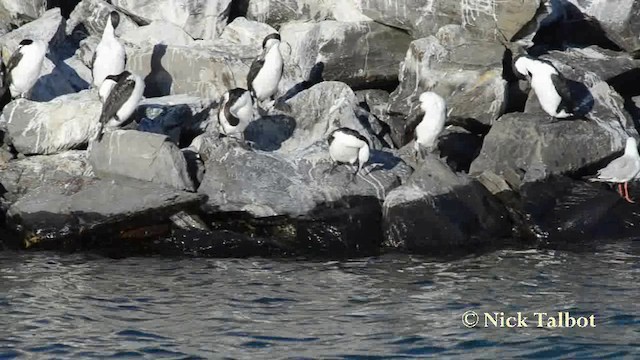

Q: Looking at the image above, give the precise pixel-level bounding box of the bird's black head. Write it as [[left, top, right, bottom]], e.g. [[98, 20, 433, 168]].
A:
[[19, 39, 33, 47], [109, 11, 120, 29], [262, 33, 281, 49], [109, 70, 131, 83], [227, 88, 248, 104]]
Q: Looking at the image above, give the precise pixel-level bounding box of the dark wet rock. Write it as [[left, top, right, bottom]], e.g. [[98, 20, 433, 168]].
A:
[[245, 0, 370, 28], [355, 90, 395, 148], [1, 90, 101, 155], [109, 0, 233, 40], [517, 175, 640, 245], [280, 21, 411, 91], [0, 151, 92, 204], [5, 177, 204, 250], [387, 29, 507, 147], [383, 155, 512, 255], [356, 0, 540, 40], [88, 130, 196, 191]]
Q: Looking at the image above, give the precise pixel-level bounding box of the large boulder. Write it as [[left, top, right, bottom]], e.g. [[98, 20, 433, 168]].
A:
[[0, 151, 92, 204], [1, 90, 101, 155], [567, 0, 640, 56], [387, 29, 507, 146], [280, 21, 412, 91], [88, 130, 196, 191], [246, 0, 371, 28], [383, 155, 512, 254], [66, 0, 139, 37], [0, 7, 65, 58], [121, 20, 196, 47], [0, 0, 46, 20], [470, 46, 640, 188], [355, 0, 541, 40], [126, 44, 248, 99], [5, 177, 204, 249], [110, 0, 233, 40], [198, 137, 412, 217]]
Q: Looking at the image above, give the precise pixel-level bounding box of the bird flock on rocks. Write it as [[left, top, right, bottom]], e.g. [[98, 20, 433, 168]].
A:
[[0, 10, 638, 202]]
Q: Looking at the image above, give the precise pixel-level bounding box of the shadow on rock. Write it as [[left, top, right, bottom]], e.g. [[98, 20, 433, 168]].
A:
[[144, 44, 173, 98], [279, 61, 325, 103], [245, 114, 296, 151], [568, 79, 595, 117]]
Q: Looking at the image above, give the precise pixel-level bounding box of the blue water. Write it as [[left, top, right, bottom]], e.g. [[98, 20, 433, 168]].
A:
[[1, 241, 639, 358]]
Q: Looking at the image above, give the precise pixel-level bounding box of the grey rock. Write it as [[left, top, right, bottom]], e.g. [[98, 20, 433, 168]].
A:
[[280, 21, 412, 91], [136, 95, 214, 144], [383, 155, 512, 253], [2, 90, 102, 155], [273, 81, 382, 153], [0, 8, 64, 56], [6, 176, 203, 249], [541, 46, 640, 82], [216, 17, 276, 53], [66, 0, 138, 37], [469, 112, 635, 188], [198, 136, 412, 218], [121, 20, 195, 47], [567, 0, 640, 56], [0, 0, 46, 21], [355, 0, 541, 40], [0, 150, 93, 204], [88, 130, 196, 191], [126, 44, 248, 99], [246, 0, 371, 28], [110, 0, 233, 40], [387, 31, 507, 146]]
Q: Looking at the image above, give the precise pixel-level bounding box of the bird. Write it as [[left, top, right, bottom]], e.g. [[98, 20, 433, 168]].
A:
[[327, 127, 371, 182], [217, 88, 254, 140], [2, 39, 47, 100], [92, 11, 126, 88], [589, 137, 640, 203], [513, 55, 576, 121], [247, 33, 284, 112], [95, 70, 144, 141], [98, 73, 117, 103], [410, 91, 446, 158]]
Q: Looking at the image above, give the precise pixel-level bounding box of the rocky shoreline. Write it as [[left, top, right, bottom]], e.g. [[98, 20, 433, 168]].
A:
[[0, 0, 639, 258]]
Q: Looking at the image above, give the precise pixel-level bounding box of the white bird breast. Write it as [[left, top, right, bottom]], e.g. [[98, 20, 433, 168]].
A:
[[93, 35, 126, 88], [9, 42, 47, 97], [252, 45, 283, 101], [329, 132, 366, 164]]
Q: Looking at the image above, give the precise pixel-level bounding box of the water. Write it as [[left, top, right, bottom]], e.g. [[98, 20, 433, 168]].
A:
[[1, 241, 639, 359]]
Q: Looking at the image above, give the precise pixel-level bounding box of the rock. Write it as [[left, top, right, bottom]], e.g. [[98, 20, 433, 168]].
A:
[[109, 0, 233, 40], [383, 155, 512, 254], [517, 175, 640, 244], [198, 137, 412, 217], [541, 46, 640, 83], [469, 112, 635, 188], [136, 95, 214, 144], [355, 90, 395, 148], [121, 20, 195, 47], [88, 130, 196, 191], [66, 0, 139, 37], [0, 151, 93, 204], [387, 30, 507, 146], [567, 0, 640, 56], [356, 0, 540, 40], [216, 17, 276, 52], [0, 8, 65, 57], [246, 0, 371, 28], [1, 90, 101, 155], [5, 177, 204, 249], [280, 21, 411, 91], [0, 0, 46, 20], [126, 44, 248, 99]]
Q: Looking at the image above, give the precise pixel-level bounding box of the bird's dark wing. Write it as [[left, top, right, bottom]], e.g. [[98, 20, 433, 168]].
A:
[[99, 78, 135, 124], [404, 110, 424, 141], [551, 73, 574, 111], [4, 49, 23, 87], [223, 105, 239, 126], [246, 53, 265, 93]]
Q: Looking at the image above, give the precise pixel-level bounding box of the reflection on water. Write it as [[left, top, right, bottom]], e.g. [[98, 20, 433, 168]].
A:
[[1, 241, 639, 358]]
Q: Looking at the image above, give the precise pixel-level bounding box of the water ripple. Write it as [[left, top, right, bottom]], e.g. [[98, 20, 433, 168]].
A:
[[0, 241, 638, 358]]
